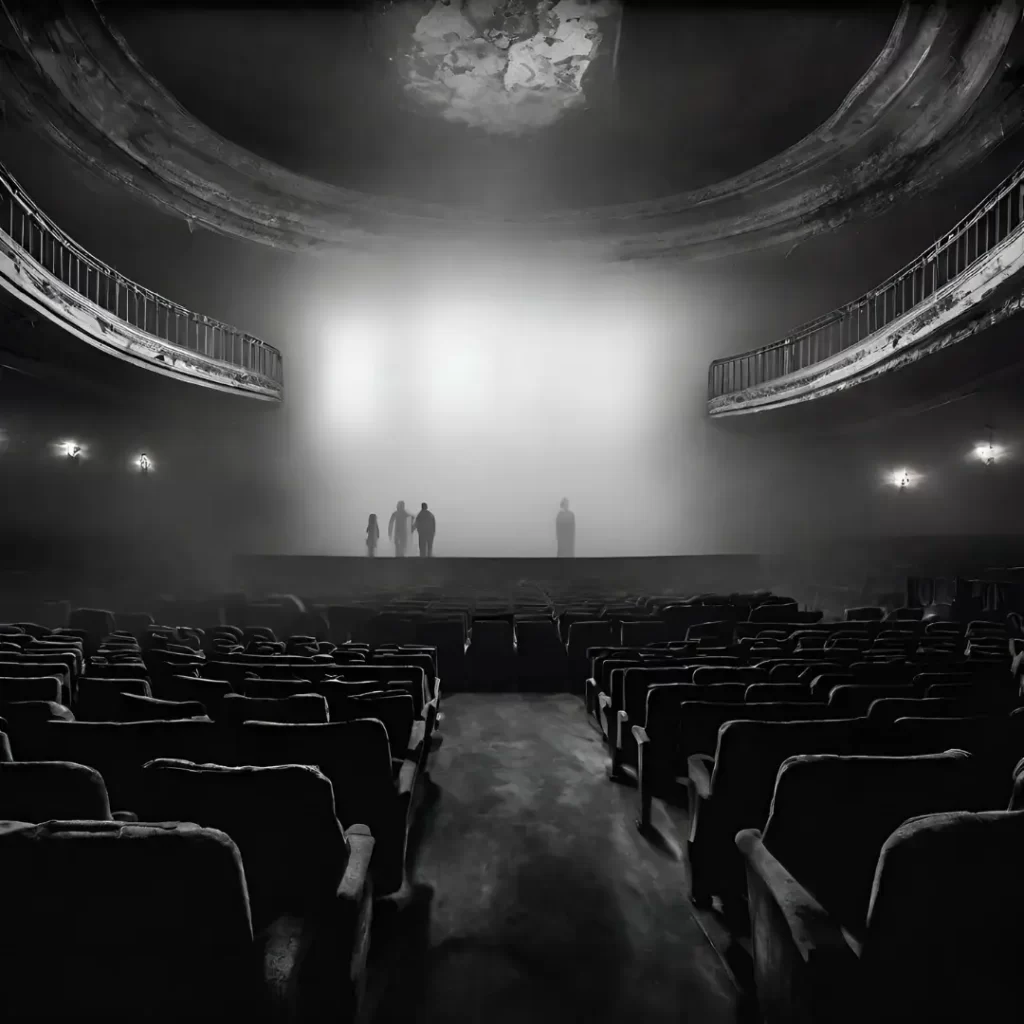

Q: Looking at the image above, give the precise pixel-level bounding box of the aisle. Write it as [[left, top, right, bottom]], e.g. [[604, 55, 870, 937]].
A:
[[373, 694, 741, 1024]]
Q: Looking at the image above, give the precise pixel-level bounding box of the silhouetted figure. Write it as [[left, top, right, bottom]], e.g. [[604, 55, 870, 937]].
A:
[[366, 514, 380, 557], [388, 500, 414, 557], [556, 498, 575, 558], [413, 502, 436, 557]]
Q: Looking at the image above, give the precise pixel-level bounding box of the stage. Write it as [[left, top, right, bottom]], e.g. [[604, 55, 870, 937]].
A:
[[233, 553, 766, 601]]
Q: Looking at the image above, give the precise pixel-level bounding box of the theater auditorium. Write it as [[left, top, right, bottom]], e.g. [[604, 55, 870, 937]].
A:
[[2, 2, 1024, 1021]]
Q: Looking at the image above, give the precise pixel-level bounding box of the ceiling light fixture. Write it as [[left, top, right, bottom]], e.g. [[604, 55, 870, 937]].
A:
[[974, 425, 1001, 466]]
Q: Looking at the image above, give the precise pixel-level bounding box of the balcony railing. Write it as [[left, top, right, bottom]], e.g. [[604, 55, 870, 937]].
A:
[[708, 160, 1024, 401], [0, 162, 283, 389]]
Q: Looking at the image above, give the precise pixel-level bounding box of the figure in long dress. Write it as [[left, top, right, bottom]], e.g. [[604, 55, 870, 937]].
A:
[[556, 497, 575, 558]]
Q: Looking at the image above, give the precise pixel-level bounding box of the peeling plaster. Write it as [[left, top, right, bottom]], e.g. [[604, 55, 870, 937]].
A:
[[0, 2, 1020, 259]]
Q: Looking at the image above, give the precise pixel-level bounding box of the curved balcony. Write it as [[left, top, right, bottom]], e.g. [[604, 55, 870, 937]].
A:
[[0, 162, 283, 401], [708, 161, 1024, 417]]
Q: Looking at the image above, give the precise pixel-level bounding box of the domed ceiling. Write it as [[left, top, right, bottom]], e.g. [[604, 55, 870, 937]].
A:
[[0, 1, 1022, 259]]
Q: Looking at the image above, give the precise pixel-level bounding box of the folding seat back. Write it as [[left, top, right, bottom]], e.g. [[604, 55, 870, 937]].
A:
[[14, 719, 223, 811], [0, 700, 74, 731], [745, 683, 809, 703], [371, 652, 437, 697], [924, 681, 1010, 707], [67, 608, 116, 650], [117, 693, 208, 722], [692, 682, 747, 703], [692, 666, 767, 687], [620, 620, 668, 646], [331, 691, 415, 759], [845, 606, 884, 622], [0, 675, 62, 704], [0, 658, 73, 692], [828, 684, 915, 716], [678, 702, 840, 766], [761, 750, 978, 936], [567, 621, 616, 669], [219, 692, 329, 725], [0, 820, 258, 1020], [470, 619, 514, 650], [859, 809, 1024, 1023], [0, 760, 113, 821], [749, 601, 799, 623], [76, 677, 152, 721], [809, 672, 856, 700], [849, 660, 911, 685], [238, 721, 395, 861], [153, 674, 232, 716], [141, 761, 349, 929], [866, 697, 961, 728], [515, 619, 563, 653], [326, 666, 428, 714], [696, 718, 863, 900]]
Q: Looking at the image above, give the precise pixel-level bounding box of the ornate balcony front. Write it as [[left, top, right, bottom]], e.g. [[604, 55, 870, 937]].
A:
[[0, 163, 283, 401], [708, 162, 1024, 417]]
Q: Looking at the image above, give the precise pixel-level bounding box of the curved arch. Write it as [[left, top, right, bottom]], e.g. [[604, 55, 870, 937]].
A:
[[0, 1, 1021, 259], [0, 160, 283, 400]]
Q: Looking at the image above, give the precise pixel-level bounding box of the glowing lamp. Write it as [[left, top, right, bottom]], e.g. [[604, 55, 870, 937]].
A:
[[135, 453, 152, 473], [890, 468, 914, 490], [61, 441, 82, 460], [973, 441, 1001, 466]]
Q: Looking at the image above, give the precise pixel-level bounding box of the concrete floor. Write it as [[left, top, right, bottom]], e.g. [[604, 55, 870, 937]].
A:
[[371, 694, 741, 1024]]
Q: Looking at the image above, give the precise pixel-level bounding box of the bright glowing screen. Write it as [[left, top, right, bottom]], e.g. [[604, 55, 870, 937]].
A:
[[282, 242, 710, 556]]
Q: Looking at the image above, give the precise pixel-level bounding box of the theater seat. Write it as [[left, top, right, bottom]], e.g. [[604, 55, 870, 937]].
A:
[[0, 820, 276, 1021], [467, 620, 515, 692], [218, 692, 329, 725], [238, 719, 415, 895], [516, 620, 568, 693], [858, 809, 1024, 1023], [0, 760, 114, 821], [142, 760, 374, 1023], [75, 676, 152, 721], [736, 752, 987, 1024], [687, 718, 864, 909], [116, 692, 208, 722]]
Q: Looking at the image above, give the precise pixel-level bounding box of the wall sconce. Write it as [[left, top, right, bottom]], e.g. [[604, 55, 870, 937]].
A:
[[135, 452, 152, 473], [890, 468, 915, 490], [973, 427, 1002, 466], [974, 442, 1000, 466], [60, 440, 83, 461]]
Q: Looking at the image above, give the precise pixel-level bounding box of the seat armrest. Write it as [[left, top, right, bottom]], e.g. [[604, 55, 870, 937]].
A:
[[616, 709, 629, 750], [339, 825, 375, 904], [735, 829, 854, 960], [396, 758, 418, 798], [597, 691, 611, 711], [632, 724, 650, 747], [736, 826, 858, 1024], [687, 753, 714, 801], [408, 719, 427, 762]]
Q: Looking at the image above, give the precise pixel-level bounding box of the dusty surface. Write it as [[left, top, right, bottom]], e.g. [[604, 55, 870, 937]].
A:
[[373, 693, 739, 1024]]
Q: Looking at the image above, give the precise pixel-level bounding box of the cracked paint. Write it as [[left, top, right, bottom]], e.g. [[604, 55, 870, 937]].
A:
[[0, 2, 1020, 259]]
